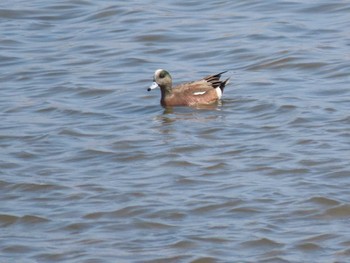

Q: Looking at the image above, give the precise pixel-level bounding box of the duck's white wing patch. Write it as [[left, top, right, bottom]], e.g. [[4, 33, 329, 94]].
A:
[[193, 91, 207, 96]]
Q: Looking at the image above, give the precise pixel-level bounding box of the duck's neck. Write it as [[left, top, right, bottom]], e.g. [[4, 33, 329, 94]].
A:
[[160, 85, 172, 98]]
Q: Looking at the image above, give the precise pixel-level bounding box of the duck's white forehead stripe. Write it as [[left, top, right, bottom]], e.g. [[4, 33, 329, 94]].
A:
[[155, 69, 163, 77]]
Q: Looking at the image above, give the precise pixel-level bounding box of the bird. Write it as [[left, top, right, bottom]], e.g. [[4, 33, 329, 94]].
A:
[[147, 69, 230, 107]]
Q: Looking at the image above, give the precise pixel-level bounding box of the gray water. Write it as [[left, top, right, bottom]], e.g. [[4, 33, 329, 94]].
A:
[[1, 1, 350, 262]]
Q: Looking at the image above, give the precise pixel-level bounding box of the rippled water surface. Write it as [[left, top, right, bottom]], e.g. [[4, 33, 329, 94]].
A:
[[1, 1, 350, 262]]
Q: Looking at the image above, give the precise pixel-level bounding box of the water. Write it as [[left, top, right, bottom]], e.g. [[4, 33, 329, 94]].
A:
[[1, 0, 350, 262]]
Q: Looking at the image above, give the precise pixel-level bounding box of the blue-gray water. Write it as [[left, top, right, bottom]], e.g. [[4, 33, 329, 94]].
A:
[[1, 1, 350, 262]]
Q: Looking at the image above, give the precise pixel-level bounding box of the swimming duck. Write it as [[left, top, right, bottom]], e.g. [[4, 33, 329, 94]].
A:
[[148, 69, 229, 107]]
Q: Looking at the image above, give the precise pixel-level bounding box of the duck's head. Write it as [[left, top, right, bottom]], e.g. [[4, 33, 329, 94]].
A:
[[148, 69, 172, 92]]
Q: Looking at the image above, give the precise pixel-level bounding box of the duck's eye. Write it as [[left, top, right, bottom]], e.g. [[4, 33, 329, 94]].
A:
[[159, 72, 165, 78]]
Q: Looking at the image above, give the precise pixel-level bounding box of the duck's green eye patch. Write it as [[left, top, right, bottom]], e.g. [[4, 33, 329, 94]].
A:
[[159, 71, 166, 78]]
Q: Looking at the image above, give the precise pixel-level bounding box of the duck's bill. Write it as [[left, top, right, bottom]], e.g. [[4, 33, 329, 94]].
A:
[[147, 82, 159, 91]]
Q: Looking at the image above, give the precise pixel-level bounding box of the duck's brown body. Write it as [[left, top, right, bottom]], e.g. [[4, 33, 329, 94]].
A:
[[148, 69, 229, 107]]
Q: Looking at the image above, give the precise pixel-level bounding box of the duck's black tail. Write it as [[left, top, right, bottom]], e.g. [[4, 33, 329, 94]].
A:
[[219, 78, 230, 93], [204, 71, 230, 93]]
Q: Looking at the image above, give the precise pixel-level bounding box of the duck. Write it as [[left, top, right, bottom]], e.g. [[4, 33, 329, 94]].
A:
[[147, 69, 229, 107]]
